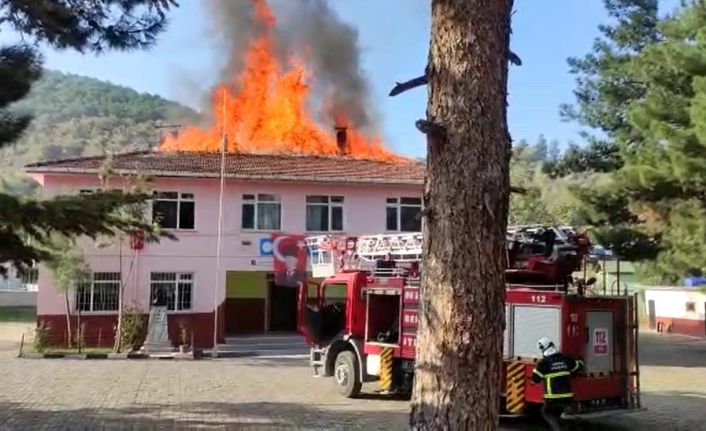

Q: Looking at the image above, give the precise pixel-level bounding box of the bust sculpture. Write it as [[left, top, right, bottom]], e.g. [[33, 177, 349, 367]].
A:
[[152, 287, 167, 307]]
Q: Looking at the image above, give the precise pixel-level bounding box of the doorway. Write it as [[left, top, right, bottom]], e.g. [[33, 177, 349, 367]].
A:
[[268, 275, 299, 332], [648, 299, 656, 330]]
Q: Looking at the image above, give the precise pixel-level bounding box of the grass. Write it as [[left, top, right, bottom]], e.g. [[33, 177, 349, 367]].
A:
[[0, 306, 36, 323], [21, 343, 113, 356]]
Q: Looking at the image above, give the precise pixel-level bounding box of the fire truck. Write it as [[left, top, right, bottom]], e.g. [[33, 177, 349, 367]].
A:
[[297, 226, 642, 417]]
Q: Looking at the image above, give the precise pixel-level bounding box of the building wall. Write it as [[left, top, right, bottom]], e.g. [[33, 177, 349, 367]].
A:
[[0, 291, 36, 307], [644, 289, 706, 338], [34, 173, 422, 345]]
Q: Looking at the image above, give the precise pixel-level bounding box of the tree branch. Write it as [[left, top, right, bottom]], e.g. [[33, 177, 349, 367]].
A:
[[389, 51, 521, 97], [389, 75, 428, 97]]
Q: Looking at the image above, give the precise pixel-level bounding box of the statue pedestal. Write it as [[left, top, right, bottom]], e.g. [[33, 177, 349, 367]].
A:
[[139, 306, 173, 355]]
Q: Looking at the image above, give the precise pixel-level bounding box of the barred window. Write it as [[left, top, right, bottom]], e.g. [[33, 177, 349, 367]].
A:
[[150, 272, 193, 311], [75, 272, 120, 312]]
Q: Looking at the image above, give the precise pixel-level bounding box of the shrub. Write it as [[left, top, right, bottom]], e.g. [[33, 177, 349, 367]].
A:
[[120, 306, 146, 351], [178, 321, 189, 346], [34, 320, 52, 353]]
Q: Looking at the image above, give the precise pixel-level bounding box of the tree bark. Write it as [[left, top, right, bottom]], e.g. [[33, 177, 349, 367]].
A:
[[114, 236, 124, 352], [410, 1, 513, 430]]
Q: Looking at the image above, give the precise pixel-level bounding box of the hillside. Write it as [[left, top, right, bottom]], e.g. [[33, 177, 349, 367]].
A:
[[1, 70, 199, 195]]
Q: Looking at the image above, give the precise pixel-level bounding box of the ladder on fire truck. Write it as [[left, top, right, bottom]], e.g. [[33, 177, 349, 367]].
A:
[[306, 233, 423, 278], [306, 225, 573, 278]]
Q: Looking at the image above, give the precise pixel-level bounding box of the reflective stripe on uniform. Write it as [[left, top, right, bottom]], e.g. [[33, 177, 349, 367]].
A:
[[571, 360, 584, 372], [545, 392, 574, 399], [544, 371, 571, 398], [533, 369, 544, 378]]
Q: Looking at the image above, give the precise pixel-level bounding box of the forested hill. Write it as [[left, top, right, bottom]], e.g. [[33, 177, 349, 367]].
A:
[[0, 70, 198, 194]]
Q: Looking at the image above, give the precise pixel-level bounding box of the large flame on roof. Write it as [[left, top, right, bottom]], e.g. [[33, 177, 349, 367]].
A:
[[161, 0, 398, 162]]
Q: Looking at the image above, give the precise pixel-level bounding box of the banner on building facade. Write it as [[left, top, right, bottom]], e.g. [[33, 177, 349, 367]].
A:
[[271, 234, 308, 287]]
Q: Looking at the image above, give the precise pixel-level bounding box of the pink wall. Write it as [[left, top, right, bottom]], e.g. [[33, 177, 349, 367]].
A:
[[36, 173, 423, 315]]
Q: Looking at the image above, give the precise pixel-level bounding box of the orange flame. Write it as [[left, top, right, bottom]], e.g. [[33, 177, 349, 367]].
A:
[[161, 0, 399, 162]]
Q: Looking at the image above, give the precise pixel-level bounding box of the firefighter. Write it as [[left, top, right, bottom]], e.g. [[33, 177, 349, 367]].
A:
[[531, 337, 584, 431]]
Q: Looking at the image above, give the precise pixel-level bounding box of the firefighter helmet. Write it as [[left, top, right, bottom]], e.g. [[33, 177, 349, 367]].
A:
[[537, 337, 557, 356]]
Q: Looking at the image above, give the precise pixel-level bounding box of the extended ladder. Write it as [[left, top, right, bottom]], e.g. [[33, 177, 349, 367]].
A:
[[306, 233, 422, 277]]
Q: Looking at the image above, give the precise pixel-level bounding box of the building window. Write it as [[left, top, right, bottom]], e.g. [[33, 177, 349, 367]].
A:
[[241, 194, 281, 231], [152, 192, 195, 230], [76, 272, 120, 312], [150, 272, 193, 311], [306, 195, 344, 232], [386, 197, 422, 232], [686, 301, 696, 312]]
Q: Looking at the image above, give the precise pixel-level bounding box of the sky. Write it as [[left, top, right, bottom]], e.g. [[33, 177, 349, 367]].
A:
[[2, 1, 673, 158]]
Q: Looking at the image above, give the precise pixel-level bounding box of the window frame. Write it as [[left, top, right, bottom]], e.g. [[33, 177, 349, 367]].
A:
[[149, 272, 194, 312], [386, 196, 423, 232], [241, 193, 283, 232], [75, 272, 121, 313], [305, 195, 345, 233], [151, 191, 196, 231]]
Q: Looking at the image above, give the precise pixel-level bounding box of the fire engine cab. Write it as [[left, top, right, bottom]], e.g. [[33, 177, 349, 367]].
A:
[[297, 226, 641, 417]]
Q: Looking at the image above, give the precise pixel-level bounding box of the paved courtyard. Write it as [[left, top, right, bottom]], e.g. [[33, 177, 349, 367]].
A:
[[0, 331, 704, 430]]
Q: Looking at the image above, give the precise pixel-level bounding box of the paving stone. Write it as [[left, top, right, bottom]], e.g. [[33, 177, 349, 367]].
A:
[[0, 333, 704, 430]]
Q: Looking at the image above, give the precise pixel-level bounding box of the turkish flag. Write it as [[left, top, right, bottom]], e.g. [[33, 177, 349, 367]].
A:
[[272, 234, 308, 287]]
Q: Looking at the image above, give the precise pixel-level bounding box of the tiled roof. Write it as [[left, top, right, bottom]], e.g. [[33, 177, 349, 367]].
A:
[[25, 151, 425, 185]]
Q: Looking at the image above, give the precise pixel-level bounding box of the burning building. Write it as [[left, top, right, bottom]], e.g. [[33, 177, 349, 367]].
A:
[[161, 0, 397, 161], [23, 0, 420, 349]]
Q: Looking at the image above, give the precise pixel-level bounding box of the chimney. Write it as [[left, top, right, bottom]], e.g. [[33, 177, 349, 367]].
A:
[[156, 124, 182, 146], [335, 126, 348, 155]]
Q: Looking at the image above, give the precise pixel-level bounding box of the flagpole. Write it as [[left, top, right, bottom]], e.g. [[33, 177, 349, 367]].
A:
[[212, 89, 227, 357]]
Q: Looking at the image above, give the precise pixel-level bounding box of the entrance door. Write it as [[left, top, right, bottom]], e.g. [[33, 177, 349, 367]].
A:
[[648, 299, 656, 330], [585, 310, 614, 374], [269, 278, 299, 332]]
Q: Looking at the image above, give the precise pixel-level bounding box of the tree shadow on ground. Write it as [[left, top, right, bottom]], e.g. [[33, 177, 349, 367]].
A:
[[0, 400, 408, 430], [1, 392, 704, 430]]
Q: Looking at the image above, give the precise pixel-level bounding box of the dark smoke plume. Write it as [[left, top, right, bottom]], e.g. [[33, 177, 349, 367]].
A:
[[203, 0, 377, 130]]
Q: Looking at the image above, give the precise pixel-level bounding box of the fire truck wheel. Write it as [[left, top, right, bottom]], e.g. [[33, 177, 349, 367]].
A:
[[334, 351, 362, 398]]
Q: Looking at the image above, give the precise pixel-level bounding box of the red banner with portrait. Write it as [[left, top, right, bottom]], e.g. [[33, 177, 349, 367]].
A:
[[272, 234, 308, 287]]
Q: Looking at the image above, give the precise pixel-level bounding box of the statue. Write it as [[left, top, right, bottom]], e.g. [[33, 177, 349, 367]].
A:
[[140, 287, 172, 355], [152, 286, 167, 307]]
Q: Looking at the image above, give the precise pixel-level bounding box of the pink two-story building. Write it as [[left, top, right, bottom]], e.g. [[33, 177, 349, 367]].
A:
[[25, 151, 424, 348]]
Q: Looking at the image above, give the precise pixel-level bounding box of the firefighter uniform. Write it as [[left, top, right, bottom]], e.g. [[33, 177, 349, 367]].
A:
[[531, 340, 584, 431]]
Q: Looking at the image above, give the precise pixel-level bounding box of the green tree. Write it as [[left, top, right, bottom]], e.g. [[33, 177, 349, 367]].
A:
[[0, 0, 177, 273], [509, 137, 582, 226], [566, 1, 706, 282], [557, 0, 661, 176], [557, 0, 663, 264], [44, 235, 90, 349], [95, 158, 169, 353]]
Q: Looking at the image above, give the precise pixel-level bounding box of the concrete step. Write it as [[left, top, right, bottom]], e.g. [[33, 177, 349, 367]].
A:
[[208, 333, 309, 358]]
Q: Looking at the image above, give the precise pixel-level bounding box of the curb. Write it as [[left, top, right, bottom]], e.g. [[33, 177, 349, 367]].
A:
[[206, 351, 309, 359], [18, 351, 200, 360]]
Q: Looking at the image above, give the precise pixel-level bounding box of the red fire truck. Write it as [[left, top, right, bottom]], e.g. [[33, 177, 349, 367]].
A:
[[297, 226, 642, 417]]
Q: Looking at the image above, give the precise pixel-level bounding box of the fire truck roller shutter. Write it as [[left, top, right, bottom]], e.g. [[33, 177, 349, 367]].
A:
[[511, 305, 561, 358], [503, 304, 510, 357]]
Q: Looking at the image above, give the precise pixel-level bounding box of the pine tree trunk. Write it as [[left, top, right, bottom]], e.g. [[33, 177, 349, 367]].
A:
[[410, 1, 513, 429], [64, 292, 73, 349]]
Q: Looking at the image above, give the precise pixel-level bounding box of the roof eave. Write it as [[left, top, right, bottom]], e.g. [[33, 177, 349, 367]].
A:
[[24, 167, 424, 186]]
